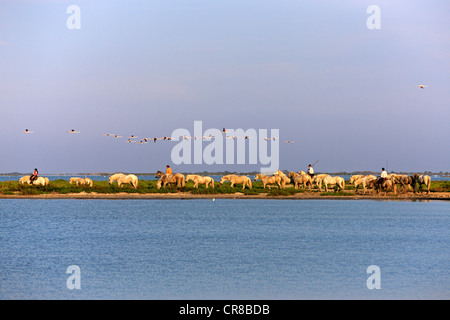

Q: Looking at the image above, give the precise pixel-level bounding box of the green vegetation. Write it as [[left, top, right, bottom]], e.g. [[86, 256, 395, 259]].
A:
[[320, 191, 354, 197], [0, 179, 448, 196]]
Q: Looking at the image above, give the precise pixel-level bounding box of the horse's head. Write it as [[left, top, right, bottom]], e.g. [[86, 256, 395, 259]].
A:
[[220, 176, 228, 184], [253, 174, 260, 181], [155, 171, 163, 178]]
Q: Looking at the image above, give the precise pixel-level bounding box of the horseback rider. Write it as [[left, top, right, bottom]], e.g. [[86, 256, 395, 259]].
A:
[[380, 168, 388, 181], [165, 165, 172, 175], [374, 167, 388, 189], [30, 168, 38, 183], [307, 164, 315, 178]]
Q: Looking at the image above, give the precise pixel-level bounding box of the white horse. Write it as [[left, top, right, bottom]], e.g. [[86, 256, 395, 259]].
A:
[[354, 175, 377, 194], [349, 175, 364, 185], [289, 172, 312, 190], [117, 174, 139, 189], [254, 174, 281, 189], [108, 173, 125, 185], [412, 174, 431, 194], [27, 177, 48, 186], [322, 176, 345, 192], [312, 174, 331, 191], [156, 173, 186, 189], [84, 178, 93, 187], [274, 170, 290, 188], [70, 177, 85, 186], [220, 175, 252, 190], [186, 175, 215, 188], [19, 176, 29, 184]]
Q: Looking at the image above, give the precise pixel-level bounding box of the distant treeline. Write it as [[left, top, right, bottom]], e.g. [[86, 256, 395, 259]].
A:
[[1, 171, 449, 176]]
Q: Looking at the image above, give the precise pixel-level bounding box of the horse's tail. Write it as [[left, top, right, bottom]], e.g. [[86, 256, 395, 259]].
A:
[[248, 178, 252, 189]]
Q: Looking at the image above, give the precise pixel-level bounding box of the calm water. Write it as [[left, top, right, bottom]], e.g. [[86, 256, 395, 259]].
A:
[[0, 199, 448, 300]]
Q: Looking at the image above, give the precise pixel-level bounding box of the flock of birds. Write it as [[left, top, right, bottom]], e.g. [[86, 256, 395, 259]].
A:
[[22, 127, 296, 144], [21, 84, 429, 140], [105, 128, 296, 144]]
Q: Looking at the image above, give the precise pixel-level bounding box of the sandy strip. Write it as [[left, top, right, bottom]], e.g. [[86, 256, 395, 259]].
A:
[[0, 191, 448, 201]]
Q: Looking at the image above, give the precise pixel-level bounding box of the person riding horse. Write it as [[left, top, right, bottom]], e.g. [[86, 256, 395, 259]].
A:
[[30, 168, 38, 183], [380, 168, 388, 181], [307, 164, 315, 179], [374, 168, 388, 190]]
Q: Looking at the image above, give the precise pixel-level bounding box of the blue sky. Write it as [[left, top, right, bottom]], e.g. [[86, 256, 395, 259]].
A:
[[0, 0, 449, 174]]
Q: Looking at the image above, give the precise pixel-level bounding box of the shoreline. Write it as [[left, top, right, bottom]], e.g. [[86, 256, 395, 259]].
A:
[[1, 191, 448, 201]]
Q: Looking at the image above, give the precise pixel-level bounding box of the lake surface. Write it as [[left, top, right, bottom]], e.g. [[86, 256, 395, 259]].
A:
[[0, 199, 448, 299]]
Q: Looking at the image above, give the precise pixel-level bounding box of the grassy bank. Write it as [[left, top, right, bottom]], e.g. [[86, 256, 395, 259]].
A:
[[1, 179, 449, 197]]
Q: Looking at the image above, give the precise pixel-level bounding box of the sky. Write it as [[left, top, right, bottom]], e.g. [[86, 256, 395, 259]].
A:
[[0, 0, 449, 174]]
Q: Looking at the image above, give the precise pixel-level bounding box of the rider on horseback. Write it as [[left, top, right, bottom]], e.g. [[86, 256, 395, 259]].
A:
[[374, 167, 388, 189], [307, 164, 315, 179], [380, 168, 388, 181], [30, 168, 38, 183]]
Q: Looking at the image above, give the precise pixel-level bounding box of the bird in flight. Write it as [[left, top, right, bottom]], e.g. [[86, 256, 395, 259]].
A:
[[417, 85, 429, 89], [67, 129, 80, 134], [284, 140, 295, 143], [22, 129, 34, 134]]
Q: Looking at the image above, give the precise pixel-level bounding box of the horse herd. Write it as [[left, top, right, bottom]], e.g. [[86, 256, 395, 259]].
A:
[[17, 171, 433, 195]]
